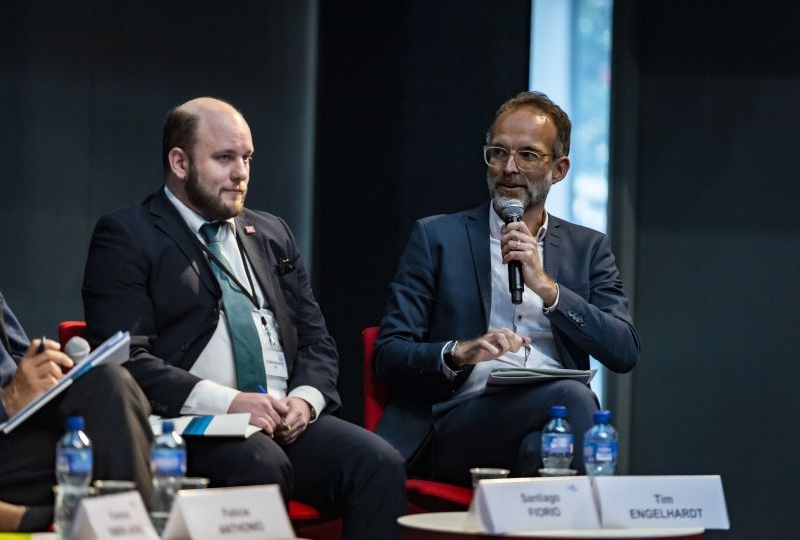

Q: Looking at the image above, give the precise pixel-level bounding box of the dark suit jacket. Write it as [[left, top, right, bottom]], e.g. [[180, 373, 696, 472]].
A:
[[82, 189, 340, 417], [373, 202, 640, 460]]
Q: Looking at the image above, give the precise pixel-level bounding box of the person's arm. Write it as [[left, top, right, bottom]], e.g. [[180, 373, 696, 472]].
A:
[[501, 219, 639, 373], [545, 233, 639, 373], [0, 293, 29, 422], [0, 293, 30, 364], [82, 212, 203, 416], [267, 215, 339, 413], [374, 220, 449, 382], [373, 218, 487, 402]]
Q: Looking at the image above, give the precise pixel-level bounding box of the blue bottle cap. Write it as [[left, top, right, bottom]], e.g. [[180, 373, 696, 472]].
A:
[[161, 421, 175, 434], [593, 410, 611, 423], [66, 416, 85, 431], [550, 405, 567, 418]]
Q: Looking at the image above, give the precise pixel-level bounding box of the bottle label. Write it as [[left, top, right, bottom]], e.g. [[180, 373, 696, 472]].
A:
[[151, 449, 186, 476], [542, 433, 573, 454], [56, 449, 93, 475], [584, 441, 617, 463]]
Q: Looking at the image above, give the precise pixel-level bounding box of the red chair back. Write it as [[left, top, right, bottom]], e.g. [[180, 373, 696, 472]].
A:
[[361, 325, 474, 511], [361, 326, 390, 431], [58, 320, 88, 347]]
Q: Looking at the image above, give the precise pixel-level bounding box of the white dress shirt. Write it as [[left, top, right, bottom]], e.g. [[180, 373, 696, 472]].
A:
[[451, 205, 563, 399]]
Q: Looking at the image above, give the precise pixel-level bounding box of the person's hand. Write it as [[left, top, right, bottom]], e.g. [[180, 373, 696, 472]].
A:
[[0, 338, 72, 417], [273, 396, 312, 446], [228, 392, 289, 437], [451, 328, 531, 368], [501, 221, 558, 307]]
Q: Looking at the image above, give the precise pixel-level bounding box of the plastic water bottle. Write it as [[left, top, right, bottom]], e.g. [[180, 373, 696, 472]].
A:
[[150, 421, 186, 534], [55, 416, 93, 539], [541, 405, 573, 469], [583, 409, 618, 476]]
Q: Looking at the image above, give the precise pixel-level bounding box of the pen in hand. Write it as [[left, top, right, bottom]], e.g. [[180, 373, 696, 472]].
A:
[[256, 384, 289, 432], [36, 335, 67, 376]]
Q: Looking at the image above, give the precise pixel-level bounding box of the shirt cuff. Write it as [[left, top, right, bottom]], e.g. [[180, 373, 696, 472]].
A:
[[288, 386, 326, 423], [543, 283, 560, 314], [180, 379, 240, 415]]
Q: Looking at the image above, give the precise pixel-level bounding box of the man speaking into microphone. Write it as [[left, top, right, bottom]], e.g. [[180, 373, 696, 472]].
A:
[[374, 91, 640, 484]]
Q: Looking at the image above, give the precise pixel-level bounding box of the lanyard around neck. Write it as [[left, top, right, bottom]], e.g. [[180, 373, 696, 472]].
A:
[[200, 232, 262, 312]]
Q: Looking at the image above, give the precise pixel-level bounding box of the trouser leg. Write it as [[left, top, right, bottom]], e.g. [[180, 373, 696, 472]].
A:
[[285, 415, 407, 540]]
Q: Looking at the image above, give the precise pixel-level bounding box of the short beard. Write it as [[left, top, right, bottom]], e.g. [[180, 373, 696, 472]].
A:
[[184, 160, 245, 221], [487, 172, 551, 212]]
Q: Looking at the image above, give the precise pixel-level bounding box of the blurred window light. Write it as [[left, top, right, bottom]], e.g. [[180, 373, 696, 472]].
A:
[[531, 0, 613, 405]]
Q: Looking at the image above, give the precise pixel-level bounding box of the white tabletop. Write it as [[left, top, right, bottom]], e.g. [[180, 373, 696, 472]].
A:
[[398, 512, 704, 538]]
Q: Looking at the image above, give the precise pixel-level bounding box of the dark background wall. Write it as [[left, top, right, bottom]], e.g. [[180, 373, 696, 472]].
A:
[[1, 1, 799, 538], [609, 1, 800, 538]]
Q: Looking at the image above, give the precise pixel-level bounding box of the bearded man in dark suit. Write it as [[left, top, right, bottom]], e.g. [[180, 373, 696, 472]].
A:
[[82, 97, 405, 540]]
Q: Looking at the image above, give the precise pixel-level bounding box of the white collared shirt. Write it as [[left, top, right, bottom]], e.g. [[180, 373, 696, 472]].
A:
[[451, 205, 563, 399], [164, 187, 325, 419]]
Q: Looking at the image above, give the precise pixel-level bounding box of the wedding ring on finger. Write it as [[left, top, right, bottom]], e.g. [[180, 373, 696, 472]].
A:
[[515, 240, 520, 250]]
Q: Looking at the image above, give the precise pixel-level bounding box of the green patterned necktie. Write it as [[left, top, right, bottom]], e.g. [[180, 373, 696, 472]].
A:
[[199, 222, 266, 392]]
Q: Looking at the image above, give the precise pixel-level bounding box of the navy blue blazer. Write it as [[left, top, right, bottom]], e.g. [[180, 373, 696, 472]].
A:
[[82, 189, 341, 417], [373, 202, 640, 461]]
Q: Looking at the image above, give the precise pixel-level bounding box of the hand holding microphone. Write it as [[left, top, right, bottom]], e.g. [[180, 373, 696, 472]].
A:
[[499, 199, 525, 304], [497, 198, 559, 308]]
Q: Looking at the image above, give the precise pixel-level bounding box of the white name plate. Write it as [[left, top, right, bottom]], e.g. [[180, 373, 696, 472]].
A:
[[163, 484, 295, 540], [73, 491, 158, 540], [471, 477, 600, 534], [592, 475, 729, 530]]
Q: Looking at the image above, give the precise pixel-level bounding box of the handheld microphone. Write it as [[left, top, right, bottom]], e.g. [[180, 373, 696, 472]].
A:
[[499, 199, 524, 305], [63, 336, 91, 369]]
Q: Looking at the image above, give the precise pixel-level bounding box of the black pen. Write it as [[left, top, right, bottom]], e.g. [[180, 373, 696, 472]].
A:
[[37, 336, 46, 354]]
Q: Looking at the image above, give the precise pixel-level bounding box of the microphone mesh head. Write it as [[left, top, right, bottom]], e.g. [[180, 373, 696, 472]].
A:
[[499, 199, 524, 221], [64, 336, 91, 362]]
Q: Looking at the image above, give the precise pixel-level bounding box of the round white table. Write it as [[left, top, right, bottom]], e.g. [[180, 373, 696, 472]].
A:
[[398, 512, 705, 540]]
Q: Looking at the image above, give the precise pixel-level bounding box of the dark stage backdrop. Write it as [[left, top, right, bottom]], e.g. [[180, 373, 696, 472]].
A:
[[610, 1, 800, 538]]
